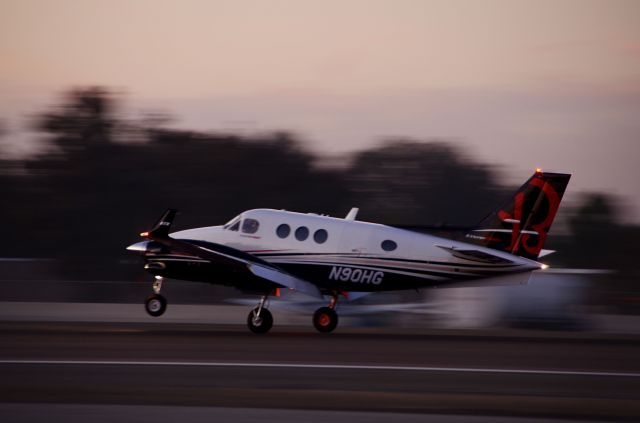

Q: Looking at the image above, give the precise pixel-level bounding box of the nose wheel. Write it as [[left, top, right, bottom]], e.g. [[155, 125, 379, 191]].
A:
[[145, 293, 167, 317], [145, 276, 167, 317]]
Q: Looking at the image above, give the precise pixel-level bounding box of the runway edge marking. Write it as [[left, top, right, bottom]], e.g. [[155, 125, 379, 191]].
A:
[[1, 360, 639, 378]]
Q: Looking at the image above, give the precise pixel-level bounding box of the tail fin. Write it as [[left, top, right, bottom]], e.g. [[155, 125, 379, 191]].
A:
[[465, 171, 571, 260], [141, 209, 177, 239]]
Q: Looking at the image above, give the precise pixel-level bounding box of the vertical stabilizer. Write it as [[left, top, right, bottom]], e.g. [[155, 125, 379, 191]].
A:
[[466, 171, 571, 260]]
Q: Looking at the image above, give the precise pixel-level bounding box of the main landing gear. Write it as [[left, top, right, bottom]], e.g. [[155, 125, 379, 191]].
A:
[[313, 293, 339, 333], [245, 291, 340, 334], [143, 279, 340, 334], [145, 276, 167, 317], [247, 293, 273, 334]]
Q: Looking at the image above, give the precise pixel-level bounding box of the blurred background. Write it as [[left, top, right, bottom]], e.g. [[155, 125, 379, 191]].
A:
[[3, 2, 640, 422], [0, 0, 639, 328]]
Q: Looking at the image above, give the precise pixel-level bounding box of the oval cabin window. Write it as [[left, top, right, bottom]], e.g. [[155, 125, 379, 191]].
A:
[[313, 229, 328, 244], [276, 224, 290, 238], [381, 240, 397, 252], [295, 226, 309, 241]]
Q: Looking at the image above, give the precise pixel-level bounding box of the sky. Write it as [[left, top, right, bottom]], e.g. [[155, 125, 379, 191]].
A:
[[1, 0, 640, 219]]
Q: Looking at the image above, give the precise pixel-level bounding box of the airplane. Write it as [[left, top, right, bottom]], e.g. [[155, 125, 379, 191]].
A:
[[127, 170, 571, 334]]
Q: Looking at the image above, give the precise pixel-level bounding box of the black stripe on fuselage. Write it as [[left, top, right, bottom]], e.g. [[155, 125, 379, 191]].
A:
[[273, 262, 484, 291], [267, 258, 502, 280], [178, 239, 274, 266], [252, 251, 520, 269]]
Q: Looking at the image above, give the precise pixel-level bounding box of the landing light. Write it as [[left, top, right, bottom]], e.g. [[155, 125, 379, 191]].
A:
[[535, 168, 543, 174], [540, 264, 549, 270], [140, 231, 149, 237]]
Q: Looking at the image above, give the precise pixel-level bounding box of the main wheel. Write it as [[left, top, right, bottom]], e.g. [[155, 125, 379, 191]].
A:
[[313, 307, 338, 333], [145, 294, 167, 317], [247, 307, 273, 334]]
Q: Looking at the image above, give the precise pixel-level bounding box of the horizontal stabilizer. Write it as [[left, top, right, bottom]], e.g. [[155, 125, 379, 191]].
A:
[[535, 268, 613, 275], [437, 245, 513, 264], [438, 271, 532, 288], [538, 249, 555, 258]]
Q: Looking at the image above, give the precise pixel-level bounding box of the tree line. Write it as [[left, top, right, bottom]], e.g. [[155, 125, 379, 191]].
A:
[[0, 87, 637, 306]]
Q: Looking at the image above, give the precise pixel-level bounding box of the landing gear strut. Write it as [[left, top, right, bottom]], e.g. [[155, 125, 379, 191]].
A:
[[247, 293, 273, 334], [145, 276, 167, 317], [313, 293, 339, 333]]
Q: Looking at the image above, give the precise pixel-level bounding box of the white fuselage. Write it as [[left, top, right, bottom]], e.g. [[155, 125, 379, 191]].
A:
[[170, 209, 541, 292]]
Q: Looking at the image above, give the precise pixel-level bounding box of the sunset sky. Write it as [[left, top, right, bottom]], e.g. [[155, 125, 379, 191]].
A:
[[2, 0, 639, 219]]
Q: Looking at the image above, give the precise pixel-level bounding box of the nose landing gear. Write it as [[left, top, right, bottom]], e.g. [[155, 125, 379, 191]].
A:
[[145, 276, 167, 317]]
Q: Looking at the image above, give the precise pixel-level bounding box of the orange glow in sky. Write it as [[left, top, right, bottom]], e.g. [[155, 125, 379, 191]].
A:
[[1, 0, 640, 219]]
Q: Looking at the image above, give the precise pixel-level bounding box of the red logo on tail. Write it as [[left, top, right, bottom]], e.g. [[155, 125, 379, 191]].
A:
[[499, 177, 560, 256]]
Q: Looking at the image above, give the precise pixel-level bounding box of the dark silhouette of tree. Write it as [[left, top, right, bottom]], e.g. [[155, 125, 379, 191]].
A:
[[1, 88, 348, 277], [0, 85, 637, 307], [35, 86, 116, 152], [565, 194, 639, 276], [347, 140, 504, 225]]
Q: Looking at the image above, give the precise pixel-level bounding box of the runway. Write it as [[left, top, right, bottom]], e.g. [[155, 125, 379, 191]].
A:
[[2, 321, 640, 421]]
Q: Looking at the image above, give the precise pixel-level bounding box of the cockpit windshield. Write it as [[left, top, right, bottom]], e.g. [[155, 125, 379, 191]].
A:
[[224, 216, 241, 231]]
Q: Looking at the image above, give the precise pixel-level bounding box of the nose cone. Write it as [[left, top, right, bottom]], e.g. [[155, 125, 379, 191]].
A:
[[126, 241, 151, 252], [127, 240, 166, 253]]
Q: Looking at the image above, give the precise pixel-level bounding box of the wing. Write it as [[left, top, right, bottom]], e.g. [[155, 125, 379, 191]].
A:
[[141, 210, 323, 298]]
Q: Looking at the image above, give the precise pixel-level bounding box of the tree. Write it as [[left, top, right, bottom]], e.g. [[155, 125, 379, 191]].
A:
[[346, 140, 504, 225]]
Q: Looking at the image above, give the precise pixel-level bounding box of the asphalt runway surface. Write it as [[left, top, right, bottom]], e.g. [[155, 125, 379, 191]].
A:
[[2, 322, 640, 422]]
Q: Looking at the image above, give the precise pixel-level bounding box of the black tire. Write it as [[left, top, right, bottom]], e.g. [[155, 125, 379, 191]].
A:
[[313, 307, 338, 333], [145, 294, 167, 317], [247, 307, 273, 334]]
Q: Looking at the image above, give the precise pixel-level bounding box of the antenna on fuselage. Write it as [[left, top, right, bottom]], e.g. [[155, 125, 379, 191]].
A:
[[345, 207, 359, 221]]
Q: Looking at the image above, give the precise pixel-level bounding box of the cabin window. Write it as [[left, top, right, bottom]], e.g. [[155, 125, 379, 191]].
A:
[[313, 229, 328, 244], [276, 224, 290, 238], [295, 226, 309, 241], [228, 220, 240, 232], [381, 240, 397, 251], [242, 218, 260, 234]]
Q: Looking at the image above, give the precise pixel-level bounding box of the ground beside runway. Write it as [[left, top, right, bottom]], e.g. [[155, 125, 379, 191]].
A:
[[0, 404, 598, 423], [1, 321, 640, 421]]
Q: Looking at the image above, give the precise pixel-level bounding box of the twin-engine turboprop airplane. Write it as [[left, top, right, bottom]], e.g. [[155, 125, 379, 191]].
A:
[[127, 170, 570, 334]]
